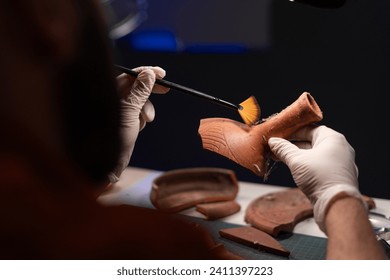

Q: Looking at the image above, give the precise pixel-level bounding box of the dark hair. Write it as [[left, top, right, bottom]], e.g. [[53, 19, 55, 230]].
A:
[[58, 0, 122, 183]]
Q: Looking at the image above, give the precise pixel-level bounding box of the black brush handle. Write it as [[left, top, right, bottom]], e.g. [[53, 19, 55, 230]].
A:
[[115, 64, 239, 110]]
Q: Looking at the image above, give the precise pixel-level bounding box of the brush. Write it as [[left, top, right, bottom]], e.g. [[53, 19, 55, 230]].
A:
[[115, 64, 260, 126]]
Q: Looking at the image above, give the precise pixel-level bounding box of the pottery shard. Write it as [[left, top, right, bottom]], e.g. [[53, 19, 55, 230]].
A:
[[196, 200, 241, 220], [219, 226, 290, 257], [150, 167, 239, 213], [245, 188, 376, 237], [198, 92, 323, 179], [245, 188, 313, 237]]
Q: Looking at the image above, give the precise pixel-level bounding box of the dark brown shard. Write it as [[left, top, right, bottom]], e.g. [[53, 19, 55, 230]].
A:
[[219, 226, 290, 257], [245, 188, 313, 237], [196, 200, 241, 220], [150, 167, 239, 213]]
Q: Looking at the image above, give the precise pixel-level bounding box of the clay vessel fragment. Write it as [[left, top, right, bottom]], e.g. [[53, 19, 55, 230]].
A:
[[150, 167, 239, 213], [198, 92, 323, 179], [245, 188, 313, 237], [219, 226, 290, 257], [196, 200, 241, 220], [245, 189, 376, 237]]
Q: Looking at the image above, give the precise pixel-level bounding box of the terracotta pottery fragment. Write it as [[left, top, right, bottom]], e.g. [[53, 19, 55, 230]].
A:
[[244, 188, 376, 237], [245, 188, 313, 237], [219, 226, 290, 257], [198, 92, 323, 179], [150, 167, 239, 213], [196, 200, 241, 220]]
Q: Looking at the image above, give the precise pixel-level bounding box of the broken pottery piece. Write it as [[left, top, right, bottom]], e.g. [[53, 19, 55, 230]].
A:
[[245, 188, 313, 237], [150, 167, 239, 213], [219, 226, 290, 257], [198, 92, 323, 179], [196, 200, 241, 220], [244, 188, 377, 237]]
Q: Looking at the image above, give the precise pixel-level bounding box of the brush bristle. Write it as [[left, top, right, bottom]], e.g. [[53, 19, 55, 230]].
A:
[[238, 96, 261, 126]]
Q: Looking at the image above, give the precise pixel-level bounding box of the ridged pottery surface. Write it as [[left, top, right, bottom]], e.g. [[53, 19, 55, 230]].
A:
[[198, 92, 323, 179]]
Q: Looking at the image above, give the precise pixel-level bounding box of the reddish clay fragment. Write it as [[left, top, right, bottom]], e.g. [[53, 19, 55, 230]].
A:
[[198, 92, 323, 179], [245, 188, 313, 237], [196, 200, 241, 220], [219, 226, 290, 257], [245, 189, 376, 237], [150, 168, 239, 213]]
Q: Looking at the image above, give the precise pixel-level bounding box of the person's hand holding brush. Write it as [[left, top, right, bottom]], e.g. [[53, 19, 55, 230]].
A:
[[108, 66, 169, 183]]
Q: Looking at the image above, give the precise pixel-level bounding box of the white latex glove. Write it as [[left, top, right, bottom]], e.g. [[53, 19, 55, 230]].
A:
[[268, 125, 366, 233], [108, 66, 169, 183]]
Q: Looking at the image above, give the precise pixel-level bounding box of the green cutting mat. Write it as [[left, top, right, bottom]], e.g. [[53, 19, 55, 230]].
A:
[[188, 216, 327, 260]]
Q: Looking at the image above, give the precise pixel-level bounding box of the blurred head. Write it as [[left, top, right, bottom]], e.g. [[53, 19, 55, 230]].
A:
[[0, 0, 121, 184]]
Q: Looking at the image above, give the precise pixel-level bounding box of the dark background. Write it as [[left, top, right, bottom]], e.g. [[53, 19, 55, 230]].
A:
[[112, 0, 390, 199]]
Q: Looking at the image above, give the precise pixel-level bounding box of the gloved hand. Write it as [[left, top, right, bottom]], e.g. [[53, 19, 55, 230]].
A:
[[108, 66, 169, 183], [268, 125, 366, 233]]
